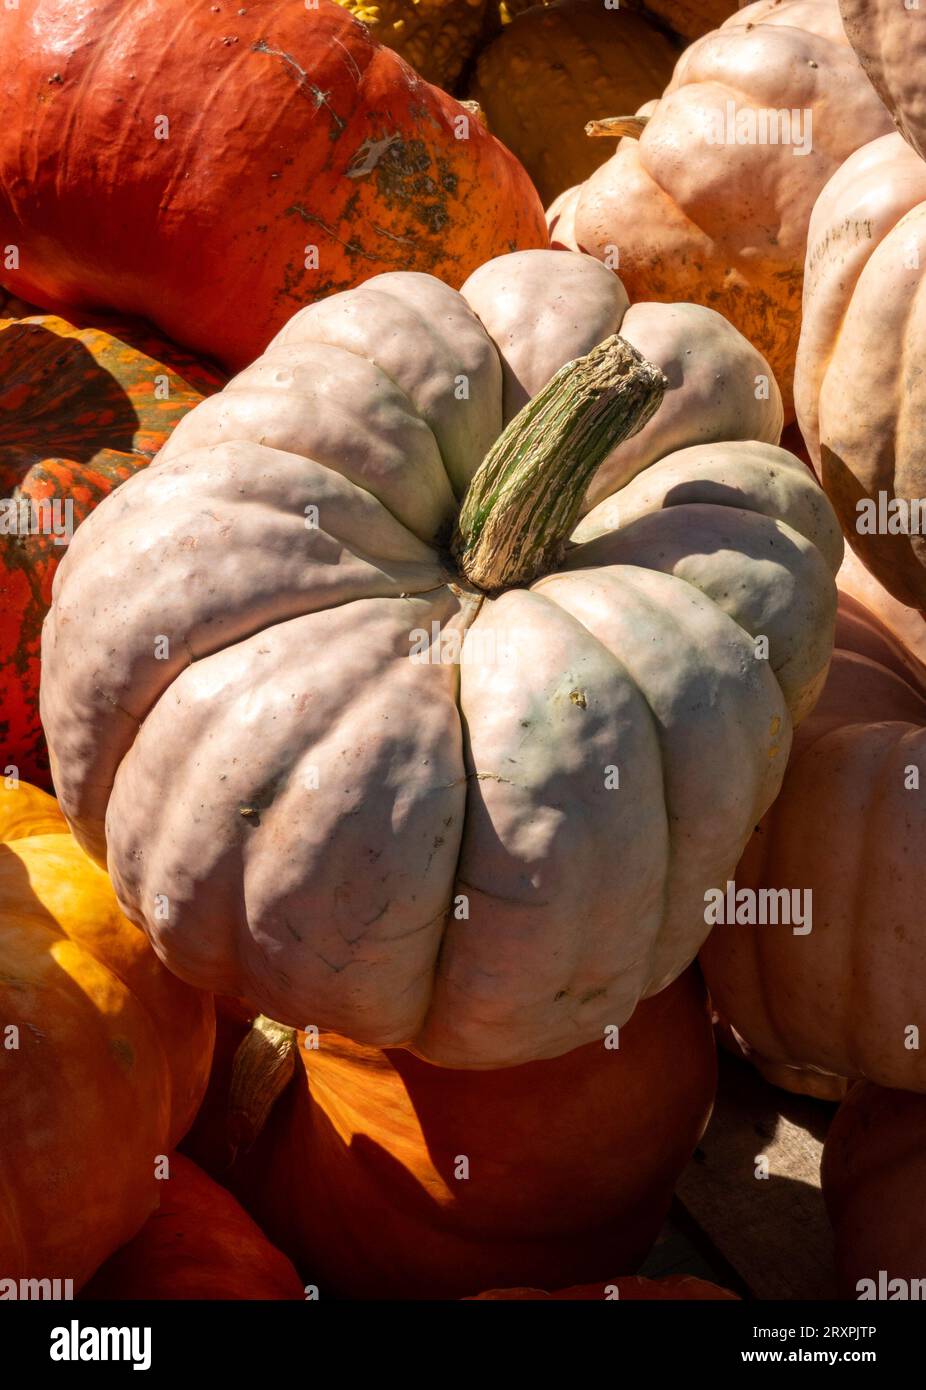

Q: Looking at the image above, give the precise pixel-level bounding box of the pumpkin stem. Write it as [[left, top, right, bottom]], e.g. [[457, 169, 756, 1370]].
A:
[[459, 98, 489, 132], [451, 334, 666, 593], [585, 115, 650, 139], [227, 1014, 298, 1160]]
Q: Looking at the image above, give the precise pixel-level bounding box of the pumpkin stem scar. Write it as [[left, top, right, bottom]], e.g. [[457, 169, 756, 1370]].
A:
[[451, 335, 666, 593], [227, 1015, 298, 1162], [585, 115, 650, 139], [250, 39, 345, 131]]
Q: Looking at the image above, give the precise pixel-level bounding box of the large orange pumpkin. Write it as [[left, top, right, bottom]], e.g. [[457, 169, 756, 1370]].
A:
[[0, 310, 224, 787], [822, 1082, 926, 1300], [0, 781, 214, 1289], [184, 970, 716, 1300], [549, 0, 894, 416], [470, 1275, 738, 1299], [80, 1154, 304, 1301], [0, 0, 547, 372], [701, 559, 926, 1095]]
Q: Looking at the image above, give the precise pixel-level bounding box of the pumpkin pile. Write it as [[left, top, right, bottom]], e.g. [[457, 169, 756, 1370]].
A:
[[1, 0, 926, 1317]]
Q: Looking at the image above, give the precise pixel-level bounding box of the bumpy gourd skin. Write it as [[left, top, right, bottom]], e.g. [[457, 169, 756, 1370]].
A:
[[42, 249, 841, 1070], [332, 0, 487, 88], [840, 0, 926, 162], [470, 2, 679, 204], [552, 0, 894, 418], [702, 557, 926, 1095], [0, 782, 214, 1287], [796, 133, 926, 612]]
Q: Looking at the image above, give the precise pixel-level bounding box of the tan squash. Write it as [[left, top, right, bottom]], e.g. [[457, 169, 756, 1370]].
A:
[[552, 0, 894, 417], [701, 559, 926, 1095], [839, 0, 926, 161], [795, 133, 926, 611], [41, 249, 841, 1071]]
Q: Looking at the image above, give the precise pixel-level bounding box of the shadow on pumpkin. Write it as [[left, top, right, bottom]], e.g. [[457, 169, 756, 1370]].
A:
[[0, 839, 165, 1286], [182, 971, 717, 1300]]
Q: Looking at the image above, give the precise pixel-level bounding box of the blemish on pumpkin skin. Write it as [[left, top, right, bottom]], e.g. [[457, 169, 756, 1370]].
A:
[[109, 1037, 135, 1070], [250, 40, 345, 133]]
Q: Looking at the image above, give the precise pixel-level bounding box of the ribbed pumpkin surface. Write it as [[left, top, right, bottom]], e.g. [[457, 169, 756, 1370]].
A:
[[0, 0, 547, 372], [0, 781, 215, 1288]]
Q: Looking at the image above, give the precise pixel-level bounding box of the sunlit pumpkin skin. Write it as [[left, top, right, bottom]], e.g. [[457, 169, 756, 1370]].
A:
[[80, 1154, 303, 1301], [470, 1275, 738, 1299], [839, 1, 926, 162], [0, 1, 547, 374], [552, 0, 894, 417], [332, 0, 488, 88], [0, 781, 214, 1288], [470, 1, 680, 205], [795, 133, 926, 611], [822, 1082, 926, 1300], [701, 559, 926, 1094], [0, 311, 224, 788], [184, 972, 716, 1300], [41, 248, 841, 1070]]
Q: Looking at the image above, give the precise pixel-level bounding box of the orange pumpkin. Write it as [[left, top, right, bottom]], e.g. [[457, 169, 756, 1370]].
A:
[[0, 310, 224, 787], [470, 1275, 739, 1299], [0, 781, 214, 1289], [701, 560, 926, 1095], [822, 1082, 926, 1300], [551, 0, 893, 416], [80, 1154, 304, 1301], [470, 1, 680, 205], [0, 0, 547, 373], [184, 970, 716, 1300]]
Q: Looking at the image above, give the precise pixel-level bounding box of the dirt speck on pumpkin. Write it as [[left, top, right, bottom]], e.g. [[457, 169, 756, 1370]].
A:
[[109, 1037, 135, 1070]]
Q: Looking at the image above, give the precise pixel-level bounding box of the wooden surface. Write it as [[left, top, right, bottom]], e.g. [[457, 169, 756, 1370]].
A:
[[641, 1051, 838, 1299]]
